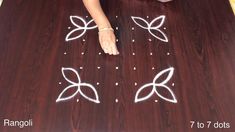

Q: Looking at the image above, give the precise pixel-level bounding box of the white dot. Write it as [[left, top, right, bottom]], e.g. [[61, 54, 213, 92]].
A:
[[115, 99, 119, 103], [115, 16, 118, 18], [147, 16, 149, 18], [115, 82, 119, 86], [164, 27, 166, 30], [167, 52, 170, 56], [116, 27, 119, 30], [133, 67, 136, 70], [150, 52, 153, 56], [132, 27, 135, 30], [132, 53, 135, 56], [116, 39, 119, 42], [116, 67, 119, 70], [99, 52, 102, 55], [82, 39, 86, 42], [152, 67, 155, 70], [64, 52, 67, 55], [59, 82, 62, 85], [135, 82, 138, 86], [97, 67, 101, 69], [79, 67, 83, 70], [86, 16, 88, 18], [148, 39, 152, 42], [155, 100, 158, 103], [81, 52, 85, 55], [172, 83, 175, 86], [68, 27, 71, 29], [97, 82, 100, 85], [77, 99, 79, 102], [132, 39, 135, 42]]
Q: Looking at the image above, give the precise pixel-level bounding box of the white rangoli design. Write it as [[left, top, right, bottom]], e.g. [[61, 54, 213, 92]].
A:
[[56, 67, 100, 104], [131, 15, 168, 42], [61, 15, 177, 104], [65, 16, 97, 42], [134, 67, 177, 103]]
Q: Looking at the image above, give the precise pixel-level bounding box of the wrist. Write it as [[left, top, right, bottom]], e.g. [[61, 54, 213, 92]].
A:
[[99, 27, 114, 31]]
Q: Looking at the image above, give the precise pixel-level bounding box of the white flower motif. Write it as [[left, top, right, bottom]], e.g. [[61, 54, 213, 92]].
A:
[[56, 67, 100, 103], [131, 15, 168, 42], [134, 67, 177, 103], [65, 16, 97, 41]]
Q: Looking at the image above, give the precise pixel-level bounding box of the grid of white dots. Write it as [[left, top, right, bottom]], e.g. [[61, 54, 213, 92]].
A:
[[64, 17, 173, 103]]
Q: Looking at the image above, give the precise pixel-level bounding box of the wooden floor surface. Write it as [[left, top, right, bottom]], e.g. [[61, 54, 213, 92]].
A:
[[0, 0, 235, 132]]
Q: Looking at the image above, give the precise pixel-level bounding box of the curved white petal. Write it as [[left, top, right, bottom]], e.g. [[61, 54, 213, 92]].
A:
[[154, 85, 177, 103], [0, 0, 4, 7], [134, 67, 177, 104], [153, 67, 174, 85], [149, 15, 165, 29], [70, 16, 86, 29], [58, 67, 100, 104], [134, 83, 155, 103], [56, 84, 80, 102], [148, 28, 168, 42], [65, 28, 86, 42], [79, 83, 100, 103], [86, 19, 98, 30], [131, 16, 149, 29], [61, 67, 81, 85], [131, 15, 168, 42]]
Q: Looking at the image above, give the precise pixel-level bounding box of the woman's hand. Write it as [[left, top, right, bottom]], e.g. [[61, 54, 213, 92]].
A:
[[98, 30, 119, 55], [82, 0, 119, 55]]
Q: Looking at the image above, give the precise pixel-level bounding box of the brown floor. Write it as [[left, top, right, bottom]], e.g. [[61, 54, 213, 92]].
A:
[[0, 0, 235, 132]]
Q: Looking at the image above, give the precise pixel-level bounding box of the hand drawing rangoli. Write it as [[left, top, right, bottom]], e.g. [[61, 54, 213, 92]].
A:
[[60, 15, 176, 104], [56, 67, 100, 104], [134, 67, 177, 103], [65, 16, 97, 42], [131, 15, 168, 42]]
